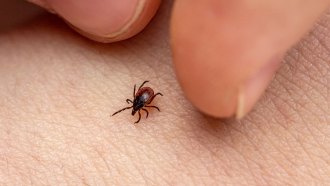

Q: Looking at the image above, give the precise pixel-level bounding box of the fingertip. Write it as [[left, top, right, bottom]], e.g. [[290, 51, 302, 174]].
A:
[[28, 0, 161, 42], [171, 0, 327, 118]]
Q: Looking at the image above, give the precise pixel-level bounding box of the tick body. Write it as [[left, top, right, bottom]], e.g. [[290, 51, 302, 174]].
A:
[[112, 81, 163, 124]]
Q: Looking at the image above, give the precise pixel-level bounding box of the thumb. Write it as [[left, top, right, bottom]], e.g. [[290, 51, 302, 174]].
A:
[[171, 0, 330, 118], [28, 0, 161, 42]]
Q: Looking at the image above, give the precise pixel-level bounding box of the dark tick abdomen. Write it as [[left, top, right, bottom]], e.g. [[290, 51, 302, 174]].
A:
[[134, 96, 146, 109]]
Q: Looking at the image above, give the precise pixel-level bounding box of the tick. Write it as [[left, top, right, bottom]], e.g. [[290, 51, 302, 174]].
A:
[[112, 81, 163, 124]]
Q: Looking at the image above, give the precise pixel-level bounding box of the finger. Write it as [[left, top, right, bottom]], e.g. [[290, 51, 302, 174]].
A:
[[171, 0, 330, 118], [27, 0, 161, 42]]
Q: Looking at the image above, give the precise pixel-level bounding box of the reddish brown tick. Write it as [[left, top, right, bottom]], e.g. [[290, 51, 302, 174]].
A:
[[112, 81, 163, 124]]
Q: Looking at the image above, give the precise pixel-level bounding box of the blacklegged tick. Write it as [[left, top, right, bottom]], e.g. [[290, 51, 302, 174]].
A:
[[112, 81, 163, 124]]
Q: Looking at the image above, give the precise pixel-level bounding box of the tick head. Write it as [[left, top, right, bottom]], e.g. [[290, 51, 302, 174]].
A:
[[131, 109, 137, 116]]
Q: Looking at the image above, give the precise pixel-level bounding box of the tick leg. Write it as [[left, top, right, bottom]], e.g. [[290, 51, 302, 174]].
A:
[[138, 80, 149, 90], [145, 105, 160, 112], [142, 108, 149, 118], [126, 99, 133, 104], [112, 106, 133, 116], [147, 92, 163, 104], [133, 84, 136, 98], [134, 110, 142, 124]]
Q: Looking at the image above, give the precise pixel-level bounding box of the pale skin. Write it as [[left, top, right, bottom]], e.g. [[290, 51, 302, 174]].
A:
[[0, 0, 329, 185]]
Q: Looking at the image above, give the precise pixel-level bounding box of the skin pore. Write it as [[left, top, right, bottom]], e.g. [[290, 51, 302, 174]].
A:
[[0, 2, 329, 185]]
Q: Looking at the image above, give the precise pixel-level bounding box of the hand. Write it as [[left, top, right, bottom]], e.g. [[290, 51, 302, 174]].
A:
[[27, 0, 329, 118], [0, 0, 329, 185]]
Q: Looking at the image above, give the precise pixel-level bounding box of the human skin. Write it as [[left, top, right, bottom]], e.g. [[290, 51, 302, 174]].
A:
[[0, 2, 329, 186]]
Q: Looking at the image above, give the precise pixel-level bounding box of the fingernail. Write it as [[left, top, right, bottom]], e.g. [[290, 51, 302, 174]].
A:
[[26, 0, 55, 13], [236, 55, 283, 119], [45, 0, 144, 40]]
